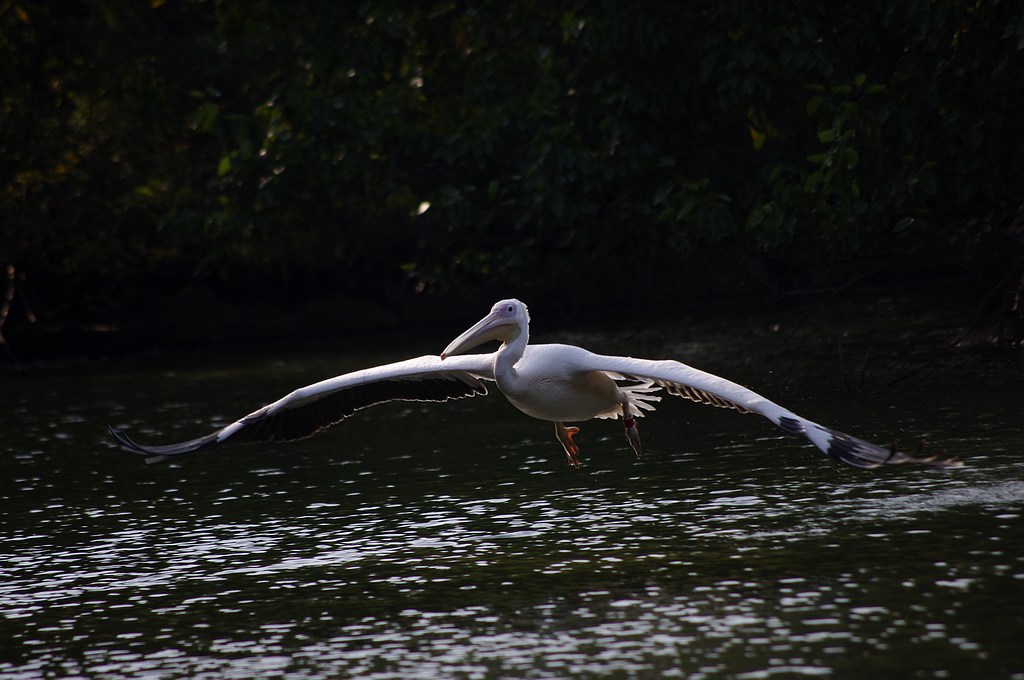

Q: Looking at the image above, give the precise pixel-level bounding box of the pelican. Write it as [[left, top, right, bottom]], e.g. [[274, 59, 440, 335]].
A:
[[109, 298, 958, 470]]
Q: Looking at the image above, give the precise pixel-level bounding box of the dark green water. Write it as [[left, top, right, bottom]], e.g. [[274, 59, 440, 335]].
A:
[[3, 306, 1023, 678]]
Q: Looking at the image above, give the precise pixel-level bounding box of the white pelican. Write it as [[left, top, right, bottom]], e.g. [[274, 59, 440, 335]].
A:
[[109, 298, 958, 470]]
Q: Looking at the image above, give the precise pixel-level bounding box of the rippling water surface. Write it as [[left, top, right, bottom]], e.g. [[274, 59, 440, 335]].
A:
[[2, 306, 1023, 678]]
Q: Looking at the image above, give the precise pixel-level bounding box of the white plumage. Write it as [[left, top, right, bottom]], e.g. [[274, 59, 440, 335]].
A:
[[110, 298, 958, 470]]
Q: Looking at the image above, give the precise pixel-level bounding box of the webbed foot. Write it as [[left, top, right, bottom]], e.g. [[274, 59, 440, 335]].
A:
[[555, 422, 582, 469]]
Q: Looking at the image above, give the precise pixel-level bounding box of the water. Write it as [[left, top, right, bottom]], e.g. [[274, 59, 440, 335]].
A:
[[3, 305, 1023, 678]]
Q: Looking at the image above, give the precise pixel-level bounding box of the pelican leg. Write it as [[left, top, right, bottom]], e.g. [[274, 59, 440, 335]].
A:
[[554, 421, 582, 469], [622, 403, 643, 459]]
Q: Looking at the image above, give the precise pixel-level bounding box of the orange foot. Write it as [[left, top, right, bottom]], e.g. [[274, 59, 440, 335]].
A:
[[555, 422, 581, 469]]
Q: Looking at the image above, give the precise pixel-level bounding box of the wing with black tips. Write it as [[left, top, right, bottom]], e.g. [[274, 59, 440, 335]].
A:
[[588, 353, 958, 470], [109, 354, 494, 461]]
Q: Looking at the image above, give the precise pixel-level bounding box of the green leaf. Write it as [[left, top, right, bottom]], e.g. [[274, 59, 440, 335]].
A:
[[194, 102, 220, 133], [804, 171, 822, 192], [217, 156, 232, 177], [817, 129, 835, 143], [675, 199, 696, 220], [652, 183, 673, 206]]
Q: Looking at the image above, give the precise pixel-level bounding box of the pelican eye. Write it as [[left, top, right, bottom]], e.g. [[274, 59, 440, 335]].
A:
[[506, 305, 514, 313]]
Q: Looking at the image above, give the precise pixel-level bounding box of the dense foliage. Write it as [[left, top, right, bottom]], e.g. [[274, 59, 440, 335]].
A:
[[2, 0, 1022, 345]]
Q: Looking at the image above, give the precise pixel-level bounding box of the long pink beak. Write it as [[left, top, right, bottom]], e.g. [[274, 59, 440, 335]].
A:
[[440, 310, 516, 359]]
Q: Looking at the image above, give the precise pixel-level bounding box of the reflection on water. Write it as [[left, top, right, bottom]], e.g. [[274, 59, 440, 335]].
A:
[[2, 306, 1023, 678]]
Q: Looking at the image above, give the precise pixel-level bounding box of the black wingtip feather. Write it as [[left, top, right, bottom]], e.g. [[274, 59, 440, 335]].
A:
[[823, 427, 961, 470], [778, 416, 805, 435], [107, 425, 220, 458]]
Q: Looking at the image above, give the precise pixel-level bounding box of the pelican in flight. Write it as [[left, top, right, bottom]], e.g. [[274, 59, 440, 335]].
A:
[[109, 299, 957, 470]]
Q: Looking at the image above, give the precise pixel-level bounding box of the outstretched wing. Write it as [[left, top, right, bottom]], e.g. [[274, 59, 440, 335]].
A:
[[587, 353, 958, 469], [109, 354, 494, 460]]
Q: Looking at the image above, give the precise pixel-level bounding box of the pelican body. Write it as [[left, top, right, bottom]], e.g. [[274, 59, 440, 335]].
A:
[[109, 299, 957, 470]]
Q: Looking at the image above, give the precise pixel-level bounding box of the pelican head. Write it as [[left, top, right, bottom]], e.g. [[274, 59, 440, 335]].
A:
[[441, 299, 529, 359]]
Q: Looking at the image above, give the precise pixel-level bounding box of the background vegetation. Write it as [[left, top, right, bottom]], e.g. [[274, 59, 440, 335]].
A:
[[2, 0, 1023, 356]]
